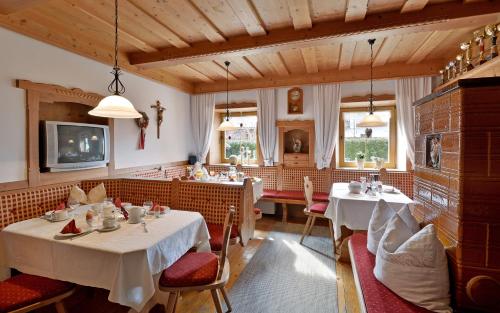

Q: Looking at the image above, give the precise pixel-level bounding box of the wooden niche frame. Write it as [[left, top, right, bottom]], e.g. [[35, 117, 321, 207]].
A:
[[16, 79, 113, 188]]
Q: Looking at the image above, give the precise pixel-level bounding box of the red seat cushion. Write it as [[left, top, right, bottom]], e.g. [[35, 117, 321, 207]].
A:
[[0, 274, 73, 313], [350, 234, 432, 313], [207, 223, 239, 251], [276, 190, 304, 200], [309, 202, 328, 214], [160, 252, 218, 288], [312, 192, 329, 202], [262, 189, 279, 198]]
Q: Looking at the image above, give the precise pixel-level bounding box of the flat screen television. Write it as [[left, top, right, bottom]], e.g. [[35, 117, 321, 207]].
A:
[[40, 121, 110, 172]]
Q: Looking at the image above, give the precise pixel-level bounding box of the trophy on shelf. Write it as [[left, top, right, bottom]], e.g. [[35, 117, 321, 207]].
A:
[[456, 54, 463, 76], [445, 64, 451, 82], [474, 30, 486, 65], [449, 61, 456, 80], [439, 69, 446, 84], [485, 24, 498, 60], [460, 41, 474, 72]]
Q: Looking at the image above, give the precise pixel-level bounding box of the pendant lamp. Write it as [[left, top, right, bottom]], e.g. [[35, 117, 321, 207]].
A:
[[357, 39, 386, 128], [89, 0, 141, 119], [217, 61, 239, 131]]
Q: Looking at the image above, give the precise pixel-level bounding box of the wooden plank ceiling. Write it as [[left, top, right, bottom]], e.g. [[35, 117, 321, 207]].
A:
[[0, 0, 499, 94]]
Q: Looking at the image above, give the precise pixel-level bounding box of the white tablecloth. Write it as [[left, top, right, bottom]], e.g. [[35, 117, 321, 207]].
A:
[[189, 178, 264, 203], [324, 183, 413, 240], [0, 206, 210, 312]]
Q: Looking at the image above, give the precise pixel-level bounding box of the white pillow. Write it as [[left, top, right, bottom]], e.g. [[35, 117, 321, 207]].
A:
[[68, 185, 88, 204], [86, 183, 107, 204], [374, 215, 451, 313], [367, 200, 419, 254]]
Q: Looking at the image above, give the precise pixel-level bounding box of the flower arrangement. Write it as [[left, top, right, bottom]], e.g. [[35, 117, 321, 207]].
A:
[[355, 151, 365, 160]]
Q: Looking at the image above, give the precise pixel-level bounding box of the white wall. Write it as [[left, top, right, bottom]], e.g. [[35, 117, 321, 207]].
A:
[[212, 80, 406, 168], [0, 27, 194, 183]]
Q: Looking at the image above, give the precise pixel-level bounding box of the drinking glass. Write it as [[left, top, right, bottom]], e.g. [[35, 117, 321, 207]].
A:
[[143, 201, 153, 215], [104, 197, 113, 205], [68, 199, 80, 211]]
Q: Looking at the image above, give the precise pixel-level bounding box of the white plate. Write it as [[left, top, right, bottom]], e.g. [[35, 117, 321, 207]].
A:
[[97, 224, 121, 232], [147, 206, 170, 215]]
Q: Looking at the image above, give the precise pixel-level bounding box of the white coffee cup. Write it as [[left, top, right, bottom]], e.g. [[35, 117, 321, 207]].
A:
[[128, 206, 142, 224], [103, 217, 117, 229], [53, 210, 68, 221]]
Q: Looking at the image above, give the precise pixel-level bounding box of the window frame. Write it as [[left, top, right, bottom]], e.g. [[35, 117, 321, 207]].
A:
[[338, 105, 397, 169], [219, 111, 261, 165]]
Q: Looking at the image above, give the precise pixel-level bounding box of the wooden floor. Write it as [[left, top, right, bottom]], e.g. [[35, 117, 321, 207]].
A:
[[39, 216, 360, 313]]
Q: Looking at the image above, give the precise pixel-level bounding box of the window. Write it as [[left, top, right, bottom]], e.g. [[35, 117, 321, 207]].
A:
[[219, 112, 259, 164], [338, 106, 397, 168]]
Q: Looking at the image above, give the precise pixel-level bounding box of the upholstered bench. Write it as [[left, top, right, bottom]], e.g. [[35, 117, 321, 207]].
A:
[[261, 189, 329, 222], [348, 233, 431, 313]]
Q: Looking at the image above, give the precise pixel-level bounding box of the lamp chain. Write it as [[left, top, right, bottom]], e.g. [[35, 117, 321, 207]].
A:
[[225, 61, 230, 122], [368, 38, 375, 115], [108, 0, 125, 96]]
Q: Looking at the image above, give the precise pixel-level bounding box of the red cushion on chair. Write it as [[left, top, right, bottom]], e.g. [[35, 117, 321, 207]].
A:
[[276, 190, 304, 200], [350, 234, 432, 313], [0, 274, 73, 313], [207, 223, 239, 251], [160, 252, 218, 288], [312, 192, 329, 202], [262, 189, 279, 198], [309, 202, 328, 214]]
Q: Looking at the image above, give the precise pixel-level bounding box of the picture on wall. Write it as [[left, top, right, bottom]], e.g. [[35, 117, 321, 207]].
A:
[[425, 134, 442, 170]]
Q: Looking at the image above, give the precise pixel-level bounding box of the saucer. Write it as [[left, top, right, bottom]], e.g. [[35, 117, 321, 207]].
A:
[[97, 224, 121, 232]]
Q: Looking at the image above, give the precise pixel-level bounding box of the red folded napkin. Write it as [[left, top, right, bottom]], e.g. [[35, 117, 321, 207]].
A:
[[114, 198, 122, 209], [56, 202, 66, 211], [151, 203, 165, 212], [61, 219, 81, 234]]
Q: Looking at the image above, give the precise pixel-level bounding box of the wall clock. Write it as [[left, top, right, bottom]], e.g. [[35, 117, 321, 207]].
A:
[[287, 87, 303, 114]]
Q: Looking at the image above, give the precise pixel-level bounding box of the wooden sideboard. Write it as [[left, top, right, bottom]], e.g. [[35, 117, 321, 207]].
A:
[[413, 77, 500, 312], [277, 120, 315, 167]]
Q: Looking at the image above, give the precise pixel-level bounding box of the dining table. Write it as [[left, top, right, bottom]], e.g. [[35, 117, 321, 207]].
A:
[[189, 177, 264, 203], [324, 182, 413, 260], [0, 204, 210, 312]]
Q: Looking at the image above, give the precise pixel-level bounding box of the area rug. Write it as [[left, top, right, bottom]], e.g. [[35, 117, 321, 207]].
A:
[[228, 224, 338, 313]]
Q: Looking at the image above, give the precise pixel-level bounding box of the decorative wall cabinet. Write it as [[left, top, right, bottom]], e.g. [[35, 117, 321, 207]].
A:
[[277, 120, 314, 167], [413, 77, 500, 312]]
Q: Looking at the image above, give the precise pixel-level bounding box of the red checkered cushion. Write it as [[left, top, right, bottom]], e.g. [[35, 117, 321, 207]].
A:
[[309, 202, 328, 214], [349, 234, 431, 313], [207, 223, 239, 251], [276, 190, 304, 200], [0, 274, 73, 313], [159, 252, 218, 287], [312, 192, 329, 202]]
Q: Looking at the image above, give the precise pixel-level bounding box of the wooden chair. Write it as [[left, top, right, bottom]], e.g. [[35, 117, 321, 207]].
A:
[[300, 176, 335, 254], [0, 274, 75, 313], [159, 207, 235, 313]]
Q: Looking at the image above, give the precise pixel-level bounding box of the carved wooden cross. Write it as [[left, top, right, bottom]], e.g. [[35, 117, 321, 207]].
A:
[[150, 100, 166, 139]]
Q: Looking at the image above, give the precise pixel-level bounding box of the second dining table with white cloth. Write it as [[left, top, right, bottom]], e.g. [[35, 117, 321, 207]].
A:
[[0, 205, 210, 312], [324, 182, 413, 240], [189, 177, 264, 203]]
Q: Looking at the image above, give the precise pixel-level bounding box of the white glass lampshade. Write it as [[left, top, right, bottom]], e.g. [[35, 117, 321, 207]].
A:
[[89, 95, 141, 119], [217, 119, 239, 131], [357, 112, 387, 127]]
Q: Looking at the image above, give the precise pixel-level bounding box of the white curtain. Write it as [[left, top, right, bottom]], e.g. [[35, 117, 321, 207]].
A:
[[257, 89, 277, 166], [395, 77, 432, 167], [190, 93, 215, 163], [313, 83, 342, 169]]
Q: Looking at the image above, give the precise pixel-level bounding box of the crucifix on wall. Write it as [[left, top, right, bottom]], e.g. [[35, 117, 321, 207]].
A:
[[150, 100, 165, 139]]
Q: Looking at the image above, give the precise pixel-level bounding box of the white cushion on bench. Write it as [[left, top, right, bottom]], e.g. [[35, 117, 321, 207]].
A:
[[374, 215, 451, 313]]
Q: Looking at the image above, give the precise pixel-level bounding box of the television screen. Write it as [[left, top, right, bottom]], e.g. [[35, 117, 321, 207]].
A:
[[57, 125, 105, 163]]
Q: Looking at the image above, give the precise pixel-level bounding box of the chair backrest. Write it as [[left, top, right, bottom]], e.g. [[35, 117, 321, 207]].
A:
[[303, 176, 314, 207], [217, 206, 235, 280]]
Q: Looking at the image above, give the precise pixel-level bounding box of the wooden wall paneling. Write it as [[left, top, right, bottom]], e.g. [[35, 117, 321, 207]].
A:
[[406, 30, 453, 64], [251, 0, 292, 30], [245, 54, 276, 76], [309, 0, 346, 23], [227, 57, 264, 79], [345, 0, 368, 22], [279, 48, 307, 74], [265, 52, 290, 76], [339, 41, 356, 70], [352, 37, 382, 66], [27, 90, 40, 187], [191, 0, 247, 38], [373, 36, 402, 66], [316, 43, 340, 71], [301, 47, 319, 73], [0, 0, 44, 14], [400, 0, 430, 13], [387, 32, 430, 63]]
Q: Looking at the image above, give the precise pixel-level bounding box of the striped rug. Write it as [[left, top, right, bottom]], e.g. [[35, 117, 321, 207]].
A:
[[228, 223, 338, 313]]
